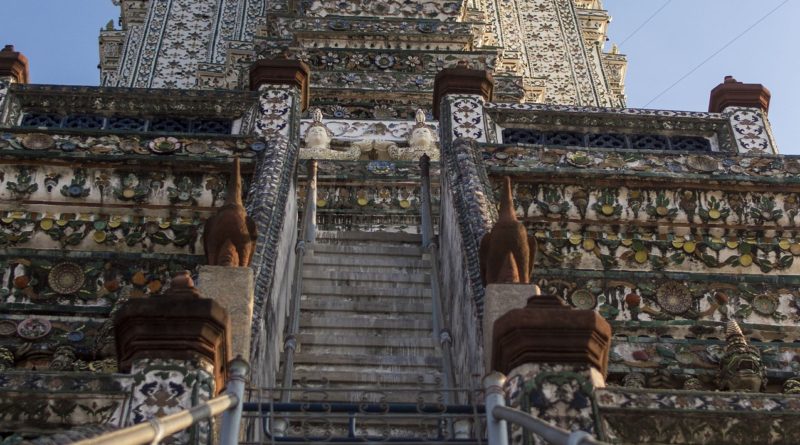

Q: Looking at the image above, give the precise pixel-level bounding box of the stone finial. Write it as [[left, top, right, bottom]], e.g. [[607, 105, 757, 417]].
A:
[[0, 45, 30, 84], [249, 57, 311, 110], [491, 293, 612, 376], [415, 108, 426, 126], [166, 270, 202, 298], [305, 108, 333, 149], [432, 65, 493, 118], [479, 176, 536, 285], [726, 319, 743, 338], [717, 320, 766, 392], [203, 158, 258, 267], [709, 75, 771, 113]]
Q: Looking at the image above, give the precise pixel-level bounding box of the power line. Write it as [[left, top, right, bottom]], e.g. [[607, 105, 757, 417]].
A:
[[618, 0, 672, 46], [643, 0, 789, 108]]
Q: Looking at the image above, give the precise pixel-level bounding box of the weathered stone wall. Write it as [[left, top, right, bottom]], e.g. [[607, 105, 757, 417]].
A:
[[249, 180, 297, 389], [246, 85, 302, 389], [438, 173, 484, 389], [0, 371, 132, 434]]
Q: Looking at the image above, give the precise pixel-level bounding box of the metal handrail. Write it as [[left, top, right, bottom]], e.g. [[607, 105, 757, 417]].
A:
[[419, 154, 457, 406], [241, 385, 486, 443], [76, 395, 238, 445], [492, 406, 606, 445], [280, 159, 317, 402], [77, 358, 250, 445], [483, 372, 607, 445], [243, 401, 485, 414]]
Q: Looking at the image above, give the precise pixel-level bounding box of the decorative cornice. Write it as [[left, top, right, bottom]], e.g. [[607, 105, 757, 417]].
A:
[[7, 84, 257, 118]]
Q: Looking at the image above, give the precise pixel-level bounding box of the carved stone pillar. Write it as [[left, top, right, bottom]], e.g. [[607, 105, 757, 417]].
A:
[[0, 45, 28, 124], [0, 45, 30, 84], [114, 271, 230, 444], [433, 66, 496, 388], [491, 293, 611, 444], [709, 76, 777, 154], [245, 58, 309, 389]]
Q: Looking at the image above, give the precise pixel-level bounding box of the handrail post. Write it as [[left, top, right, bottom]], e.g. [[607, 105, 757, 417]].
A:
[[420, 154, 433, 248], [220, 356, 250, 445], [484, 372, 509, 445], [281, 159, 318, 403], [304, 159, 318, 243]]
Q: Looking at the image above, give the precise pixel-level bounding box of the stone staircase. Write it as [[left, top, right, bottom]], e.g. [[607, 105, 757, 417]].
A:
[[287, 230, 444, 396]]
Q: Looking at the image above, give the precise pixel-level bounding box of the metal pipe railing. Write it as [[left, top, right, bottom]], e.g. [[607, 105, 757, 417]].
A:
[[483, 372, 607, 445], [419, 154, 457, 406], [220, 358, 251, 444], [76, 396, 237, 445], [280, 159, 318, 403], [76, 358, 250, 445]]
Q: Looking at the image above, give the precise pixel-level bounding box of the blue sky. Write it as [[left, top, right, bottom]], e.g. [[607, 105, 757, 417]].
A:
[[1, 0, 797, 153]]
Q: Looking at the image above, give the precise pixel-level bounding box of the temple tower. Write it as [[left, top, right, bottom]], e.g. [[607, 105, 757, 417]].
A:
[[100, 0, 627, 109]]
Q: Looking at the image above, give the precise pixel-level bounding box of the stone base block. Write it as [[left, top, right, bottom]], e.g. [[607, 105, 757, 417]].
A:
[[199, 265, 255, 360], [483, 283, 540, 371]]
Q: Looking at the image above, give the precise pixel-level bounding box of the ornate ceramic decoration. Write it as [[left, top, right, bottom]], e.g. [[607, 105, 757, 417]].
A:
[[388, 109, 440, 161], [67, 331, 85, 342], [0, 131, 256, 158], [17, 317, 52, 339], [0, 320, 17, 337], [48, 262, 86, 295], [149, 137, 181, 154], [300, 109, 361, 160], [718, 321, 767, 392], [569, 289, 597, 310], [21, 134, 55, 150], [6, 167, 39, 199], [300, 118, 440, 142], [366, 161, 397, 176], [751, 294, 778, 316], [727, 108, 777, 154], [655, 282, 692, 315]]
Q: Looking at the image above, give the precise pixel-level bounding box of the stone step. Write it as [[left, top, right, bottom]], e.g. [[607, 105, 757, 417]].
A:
[[297, 333, 436, 348], [299, 294, 431, 309], [303, 278, 429, 291], [300, 299, 433, 315], [303, 284, 431, 298], [309, 243, 425, 257], [315, 231, 422, 245], [293, 352, 442, 368], [290, 369, 442, 387], [302, 269, 431, 285], [298, 342, 437, 358], [299, 314, 433, 331], [304, 254, 430, 270]]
